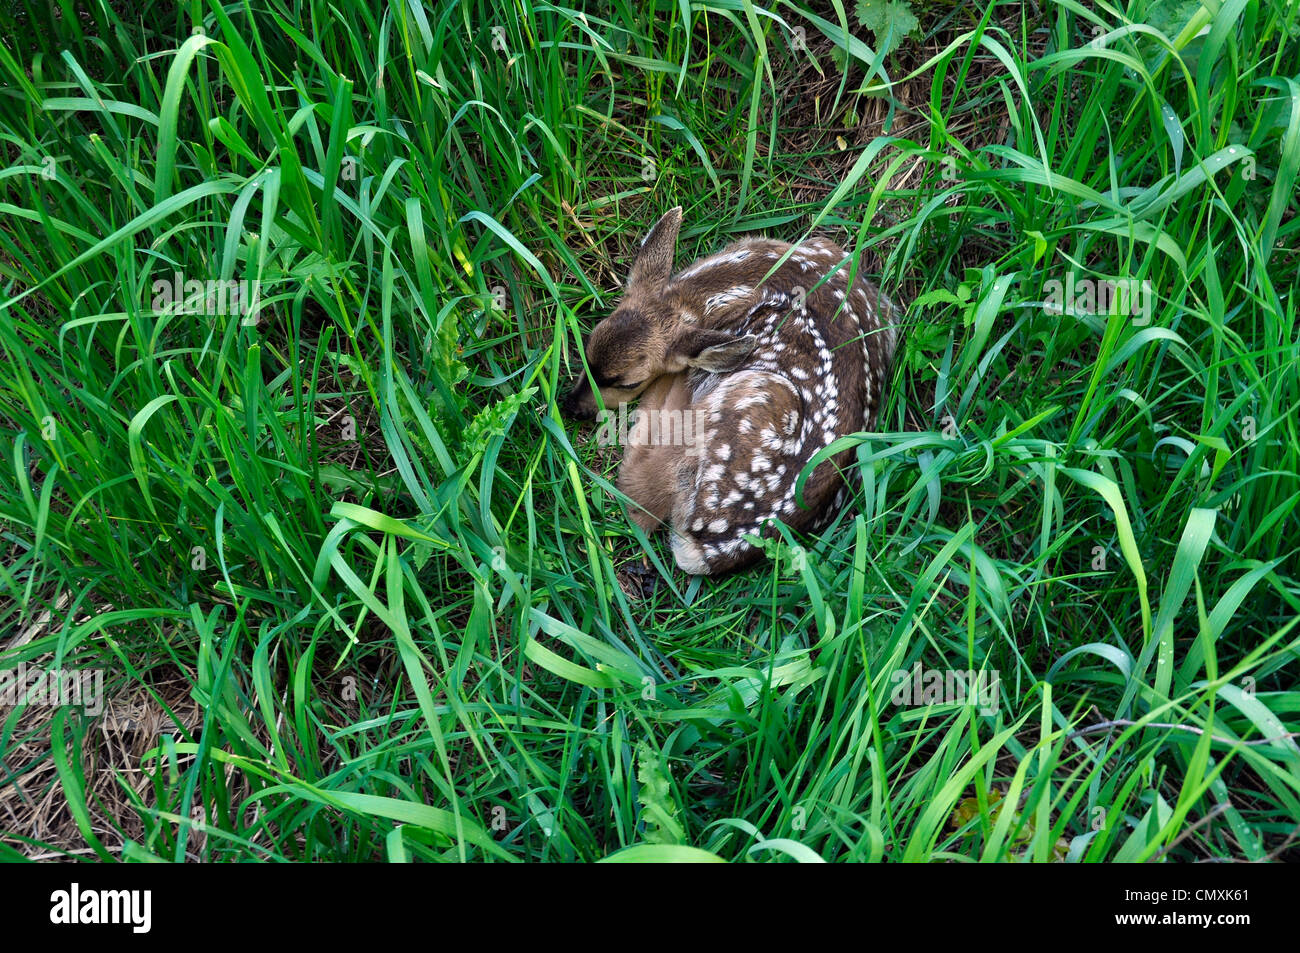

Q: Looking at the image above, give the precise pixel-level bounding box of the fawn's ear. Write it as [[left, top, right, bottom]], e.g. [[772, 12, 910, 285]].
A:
[[627, 206, 683, 292], [670, 329, 758, 372]]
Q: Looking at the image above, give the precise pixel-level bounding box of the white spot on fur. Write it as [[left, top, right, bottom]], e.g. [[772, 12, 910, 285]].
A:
[[704, 285, 753, 315]]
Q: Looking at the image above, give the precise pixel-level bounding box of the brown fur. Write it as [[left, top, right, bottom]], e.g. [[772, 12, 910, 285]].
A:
[[562, 207, 898, 575], [618, 372, 692, 532]]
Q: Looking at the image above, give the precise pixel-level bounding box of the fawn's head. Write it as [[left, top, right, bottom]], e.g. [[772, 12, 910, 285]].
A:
[[562, 207, 758, 419]]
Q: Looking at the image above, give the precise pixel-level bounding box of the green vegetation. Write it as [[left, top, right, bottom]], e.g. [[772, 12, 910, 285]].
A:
[[0, 0, 1297, 861]]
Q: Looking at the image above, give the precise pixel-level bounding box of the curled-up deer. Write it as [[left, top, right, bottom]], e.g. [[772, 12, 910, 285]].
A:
[[562, 207, 898, 576]]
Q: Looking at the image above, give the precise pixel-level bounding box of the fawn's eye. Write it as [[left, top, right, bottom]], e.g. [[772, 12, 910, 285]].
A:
[[619, 378, 646, 391]]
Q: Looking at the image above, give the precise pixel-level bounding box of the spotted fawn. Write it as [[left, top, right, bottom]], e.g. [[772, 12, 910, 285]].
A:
[[563, 207, 898, 575]]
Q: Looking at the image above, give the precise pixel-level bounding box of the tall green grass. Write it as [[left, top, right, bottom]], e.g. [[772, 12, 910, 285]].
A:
[[0, 0, 1297, 861]]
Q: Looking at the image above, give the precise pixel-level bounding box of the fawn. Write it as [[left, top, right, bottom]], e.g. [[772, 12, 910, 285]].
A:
[[562, 207, 897, 575]]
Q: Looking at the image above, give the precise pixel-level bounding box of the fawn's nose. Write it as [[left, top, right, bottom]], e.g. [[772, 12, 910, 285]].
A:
[[561, 383, 594, 420]]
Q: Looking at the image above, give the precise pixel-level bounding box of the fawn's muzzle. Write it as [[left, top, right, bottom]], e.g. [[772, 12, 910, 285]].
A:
[[561, 380, 597, 420]]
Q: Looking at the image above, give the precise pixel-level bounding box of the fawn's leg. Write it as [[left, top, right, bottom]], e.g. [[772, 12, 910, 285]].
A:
[[618, 374, 692, 533]]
